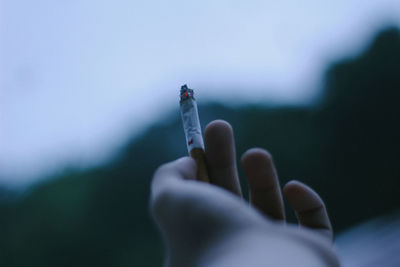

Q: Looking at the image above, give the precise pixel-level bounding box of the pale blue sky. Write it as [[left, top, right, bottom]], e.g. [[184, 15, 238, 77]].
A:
[[1, 0, 399, 186]]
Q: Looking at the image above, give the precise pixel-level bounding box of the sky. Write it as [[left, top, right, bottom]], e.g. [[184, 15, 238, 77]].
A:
[[1, 0, 400, 187]]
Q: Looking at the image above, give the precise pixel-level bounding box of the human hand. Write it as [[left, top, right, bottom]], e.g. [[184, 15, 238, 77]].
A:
[[150, 120, 339, 267]]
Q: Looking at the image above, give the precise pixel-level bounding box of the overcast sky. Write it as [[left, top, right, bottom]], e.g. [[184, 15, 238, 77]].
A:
[[1, 0, 400, 186]]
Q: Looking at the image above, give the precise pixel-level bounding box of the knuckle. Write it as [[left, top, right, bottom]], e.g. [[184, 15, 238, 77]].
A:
[[153, 162, 172, 176], [150, 185, 176, 217]]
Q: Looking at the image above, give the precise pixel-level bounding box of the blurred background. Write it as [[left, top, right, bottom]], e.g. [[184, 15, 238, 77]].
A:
[[1, 0, 400, 266]]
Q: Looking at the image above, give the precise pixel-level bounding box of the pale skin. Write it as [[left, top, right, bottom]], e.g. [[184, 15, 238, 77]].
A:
[[150, 120, 340, 267]]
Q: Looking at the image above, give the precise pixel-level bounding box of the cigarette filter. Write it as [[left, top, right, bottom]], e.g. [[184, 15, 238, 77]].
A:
[[179, 84, 209, 182]]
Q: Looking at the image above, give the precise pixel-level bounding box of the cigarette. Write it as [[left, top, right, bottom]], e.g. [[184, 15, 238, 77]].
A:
[[179, 84, 209, 182]]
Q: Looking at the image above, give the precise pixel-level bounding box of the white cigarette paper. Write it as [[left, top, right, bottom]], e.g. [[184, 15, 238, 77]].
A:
[[180, 85, 204, 153]]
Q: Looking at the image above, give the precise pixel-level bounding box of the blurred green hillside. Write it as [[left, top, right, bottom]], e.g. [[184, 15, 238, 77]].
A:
[[1, 27, 400, 266]]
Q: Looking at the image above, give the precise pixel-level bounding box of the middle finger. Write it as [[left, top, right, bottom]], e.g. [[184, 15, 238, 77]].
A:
[[204, 120, 242, 197]]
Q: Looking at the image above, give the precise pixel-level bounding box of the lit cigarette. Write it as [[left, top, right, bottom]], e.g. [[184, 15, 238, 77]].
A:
[[179, 84, 209, 182]]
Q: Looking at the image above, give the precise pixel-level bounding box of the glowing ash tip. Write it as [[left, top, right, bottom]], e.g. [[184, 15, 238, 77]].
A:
[[180, 84, 195, 102]]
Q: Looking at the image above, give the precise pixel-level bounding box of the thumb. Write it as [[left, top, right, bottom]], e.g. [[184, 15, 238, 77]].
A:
[[150, 158, 264, 261], [150, 157, 197, 225]]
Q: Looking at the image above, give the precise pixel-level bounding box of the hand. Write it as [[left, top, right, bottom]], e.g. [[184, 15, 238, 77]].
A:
[[150, 120, 339, 267]]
